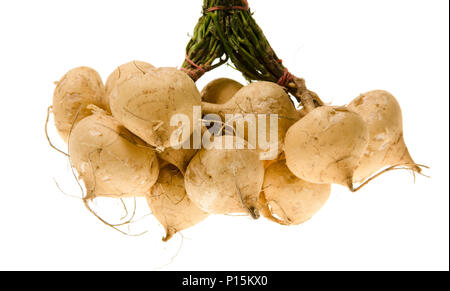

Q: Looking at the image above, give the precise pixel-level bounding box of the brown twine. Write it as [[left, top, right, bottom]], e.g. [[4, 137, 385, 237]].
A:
[[206, 0, 249, 13], [180, 54, 207, 81], [277, 67, 295, 88]]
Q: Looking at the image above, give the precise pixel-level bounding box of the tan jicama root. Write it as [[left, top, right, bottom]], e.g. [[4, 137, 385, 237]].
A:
[[104, 61, 155, 112], [184, 136, 264, 218], [262, 152, 286, 169], [53, 66, 106, 142], [68, 106, 159, 200], [285, 106, 369, 190], [260, 161, 331, 225], [157, 130, 203, 175], [348, 90, 424, 182], [146, 165, 209, 242], [110, 67, 202, 151], [201, 78, 243, 104], [202, 81, 300, 159], [157, 147, 197, 176]]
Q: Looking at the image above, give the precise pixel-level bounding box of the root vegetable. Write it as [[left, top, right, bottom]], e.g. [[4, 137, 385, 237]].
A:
[[157, 130, 203, 175], [184, 136, 264, 218], [104, 61, 155, 112], [262, 152, 286, 169], [201, 78, 243, 104], [260, 161, 331, 225], [158, 147, 197, 175], [69, 107, 159, 199], [53, 67, 106, 142], [285, 106, 369, 189], [348, 90, 421, 182], [202, 81, 299, 159], [147, 165, 209, 241], [110, 67, 202, 151]]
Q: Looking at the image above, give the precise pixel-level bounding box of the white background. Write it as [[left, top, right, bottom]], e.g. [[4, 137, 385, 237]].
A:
[[0, 0, 448, 271]]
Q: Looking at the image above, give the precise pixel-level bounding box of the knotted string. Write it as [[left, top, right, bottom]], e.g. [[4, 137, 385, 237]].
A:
[[206, 0, 249, 13], [277, 68, 294, 87], [180, 54, 206, 81]]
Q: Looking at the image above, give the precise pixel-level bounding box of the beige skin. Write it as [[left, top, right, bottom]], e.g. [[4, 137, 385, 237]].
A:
[[202, 81, 300, 157], [184, 136, 264, 218], [262, 152, 286, 170], [201, 78, 243, 104], [260, 161, 331, 226], [69, 109, 159, 200], [348, 90, 421, 182], [285, 106, 369, 189], [157, 147, 197, 176], [157, 129, 204, 175], [53, 67, 106, 142], [147, 165, 209, 242], [104, 61, 155, 112], [110, 67, 202, 151]]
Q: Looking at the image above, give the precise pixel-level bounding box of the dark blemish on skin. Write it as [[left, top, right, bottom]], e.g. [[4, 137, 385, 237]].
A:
[[142, 90, 155, 95], [354, 96, 364, 106]]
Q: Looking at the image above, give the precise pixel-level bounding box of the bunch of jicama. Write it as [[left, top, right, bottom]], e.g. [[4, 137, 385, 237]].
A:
[[47, 1, 424, 241], [48, 66, 424, 240]]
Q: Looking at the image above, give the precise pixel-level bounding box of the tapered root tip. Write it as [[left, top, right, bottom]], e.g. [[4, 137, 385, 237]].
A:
[[163, 233, 174, 242], [347, 179, 357, 193], [411, 164, 423, 174], [249, 207, 260, 220]]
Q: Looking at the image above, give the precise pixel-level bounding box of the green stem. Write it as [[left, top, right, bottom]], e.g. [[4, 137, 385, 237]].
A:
[[181, 0, 324, 110]]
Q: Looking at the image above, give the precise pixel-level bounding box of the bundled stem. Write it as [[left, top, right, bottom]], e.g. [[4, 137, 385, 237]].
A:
[[182, 0, 323, 111], [181, 1, 229, 81]]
